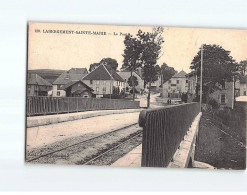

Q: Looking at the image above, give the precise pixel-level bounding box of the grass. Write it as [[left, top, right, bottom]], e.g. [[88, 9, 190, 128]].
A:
[[195, 114, 246, 170]]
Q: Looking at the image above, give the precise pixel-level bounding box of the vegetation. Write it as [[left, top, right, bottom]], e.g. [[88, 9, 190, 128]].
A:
[[127, 75, 138, 89], [160, 62, 177, 83], [190, 44, 237, 104], [89, 58, 118, 72], [122, 34, 143, 100]]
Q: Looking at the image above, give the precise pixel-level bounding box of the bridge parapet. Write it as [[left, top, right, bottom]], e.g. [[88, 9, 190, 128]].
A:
[[139, 103, 200, 168]]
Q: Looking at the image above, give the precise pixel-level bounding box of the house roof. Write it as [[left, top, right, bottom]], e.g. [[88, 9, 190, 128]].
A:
[[60, 80, 93, 91], [172, 70, 187, 78], [82, 64, 124, 82], [240, 75, 247, 84], [28, 74, 52, 86], [185, 71, 197, 78], [68, 68, 88, 74], [118, 71, 143, 80], [53, 71, 87, 85]]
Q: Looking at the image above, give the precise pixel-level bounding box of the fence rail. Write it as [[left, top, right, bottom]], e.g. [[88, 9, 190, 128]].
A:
[[26, 96, 140, 116], [139, 102, 200, 167]]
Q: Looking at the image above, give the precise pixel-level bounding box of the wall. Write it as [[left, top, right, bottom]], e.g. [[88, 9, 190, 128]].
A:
[[162, 77, 188, 98], [83, 80, 124, 95], [52, 84, 66, 97], [118, 72, 145, 92], [240, 83, 247, 96], [209, 82, 234, 108]]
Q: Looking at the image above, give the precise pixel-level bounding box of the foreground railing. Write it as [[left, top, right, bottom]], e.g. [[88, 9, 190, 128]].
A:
[[139, 102, 200, 167], [26, 96, 140, 116]]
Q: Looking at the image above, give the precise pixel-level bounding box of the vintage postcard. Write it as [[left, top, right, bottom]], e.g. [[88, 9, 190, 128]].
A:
[[26, 22, 246, 170]]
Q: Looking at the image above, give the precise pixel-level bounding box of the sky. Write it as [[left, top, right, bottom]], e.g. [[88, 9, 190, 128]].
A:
[[28, 22, 247, 74]]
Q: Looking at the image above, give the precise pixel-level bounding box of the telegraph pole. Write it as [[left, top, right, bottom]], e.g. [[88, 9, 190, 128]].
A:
[[200, 45, 203, 112]]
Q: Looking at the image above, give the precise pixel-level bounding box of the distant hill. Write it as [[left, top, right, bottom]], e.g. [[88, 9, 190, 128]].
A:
[[28, 69, 66, 84]]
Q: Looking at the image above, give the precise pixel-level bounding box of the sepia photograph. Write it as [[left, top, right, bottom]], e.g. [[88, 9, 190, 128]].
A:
[[26, 22, 246, 170]]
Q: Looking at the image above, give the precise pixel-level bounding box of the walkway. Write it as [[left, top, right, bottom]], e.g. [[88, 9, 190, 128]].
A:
[[111, 144, 142, 167]]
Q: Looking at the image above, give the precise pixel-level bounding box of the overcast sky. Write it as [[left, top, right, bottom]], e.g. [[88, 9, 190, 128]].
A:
[[28, 22, 247, 74]]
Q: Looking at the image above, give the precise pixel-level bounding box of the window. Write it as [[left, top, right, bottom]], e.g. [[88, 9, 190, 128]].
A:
[[186, 80, 188, 83], [96, 80, 100, 85], [57, 91, 60, 96], [222, 81, 225, 89], [177, 80, 179, 84], [96, 87, 99, 92], [244, 91, 246, 96], [90, 80, 93, 84], [103, 87, 106, 94], [171, 84, 176, 87], [221, 94, 226, 104]]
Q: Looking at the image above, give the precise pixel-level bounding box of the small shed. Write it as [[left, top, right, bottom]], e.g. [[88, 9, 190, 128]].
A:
[[60, 80, 94, 98]]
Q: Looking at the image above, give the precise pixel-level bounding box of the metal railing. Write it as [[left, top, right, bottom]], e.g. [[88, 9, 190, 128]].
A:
[[139, 102, 200, 167], [26, 96, 140, 116]]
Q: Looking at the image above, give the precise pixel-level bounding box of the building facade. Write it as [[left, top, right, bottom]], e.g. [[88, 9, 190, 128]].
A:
[[162, 70, 188, 98], [82, 64, 125, 97], [27, 74, 52, 96], [118, 71, 145, 93], [60, 80, 94, 98], [240, 75, 247, 96], [52, 68, 88, 97]]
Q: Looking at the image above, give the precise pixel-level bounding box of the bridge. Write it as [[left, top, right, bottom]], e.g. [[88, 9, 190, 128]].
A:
[[26, 97, 211, 168]]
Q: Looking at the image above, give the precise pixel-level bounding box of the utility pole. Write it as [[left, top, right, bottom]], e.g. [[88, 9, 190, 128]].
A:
[[200, 45, 203, 112], [161, 69, 164, 97]]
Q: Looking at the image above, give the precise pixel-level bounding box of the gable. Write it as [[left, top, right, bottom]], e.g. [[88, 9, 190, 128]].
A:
[[83, 65, 124, 82]]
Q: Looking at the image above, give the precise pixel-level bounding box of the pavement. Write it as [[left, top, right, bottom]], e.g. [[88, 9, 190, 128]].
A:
[[111, 144, 142, 167], [26, 112, 140, 149], [27, 108, 142, 128]]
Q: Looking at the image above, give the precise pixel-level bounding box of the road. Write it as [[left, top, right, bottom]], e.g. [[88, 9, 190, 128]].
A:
[[26, 93, 166, 165], [26, 112, 140, 149]]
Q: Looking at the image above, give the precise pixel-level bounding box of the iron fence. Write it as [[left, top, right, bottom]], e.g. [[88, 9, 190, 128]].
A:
[[26, 96, 140, 116], [139, 102, 200, 167]]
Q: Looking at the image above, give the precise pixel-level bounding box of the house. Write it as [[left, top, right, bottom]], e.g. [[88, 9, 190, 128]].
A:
[[82, 64, 125, 97], [209, 80, 240, 109], [118, 71, 145, 94], [162, 70, 188, 98], [28, 69, 66, 84], [185, 71, 198, 102], [239, 75, 247, 96], [150, 73, 162, 90], [27, 73, 52, 96], [60, 80, 94, 98], [52, 68, 88, 97]]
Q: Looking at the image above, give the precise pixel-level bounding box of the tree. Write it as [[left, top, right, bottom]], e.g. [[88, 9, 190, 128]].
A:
[[137, 27, 164, 107], [160, 62, 177, 83], [190, 44, 237, 104], [127, 75, 139, 95], [237, 60, 247, 75], [100, 58, 118, 71], [122, 34, 143, 100], [89, 62, 100, 72], [89, 58, 118, 72]]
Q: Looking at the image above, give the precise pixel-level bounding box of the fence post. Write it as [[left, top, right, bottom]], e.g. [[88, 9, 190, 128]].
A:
[[56, 97, 59, 114], [68, 97, 70, 113], [76, 97, 78, 112]]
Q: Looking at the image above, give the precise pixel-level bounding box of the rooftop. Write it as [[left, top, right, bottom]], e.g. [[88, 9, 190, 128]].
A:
[[28, 74, 52, 86], [82, 64, 124, 82], [172, 70, 187, 78]]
